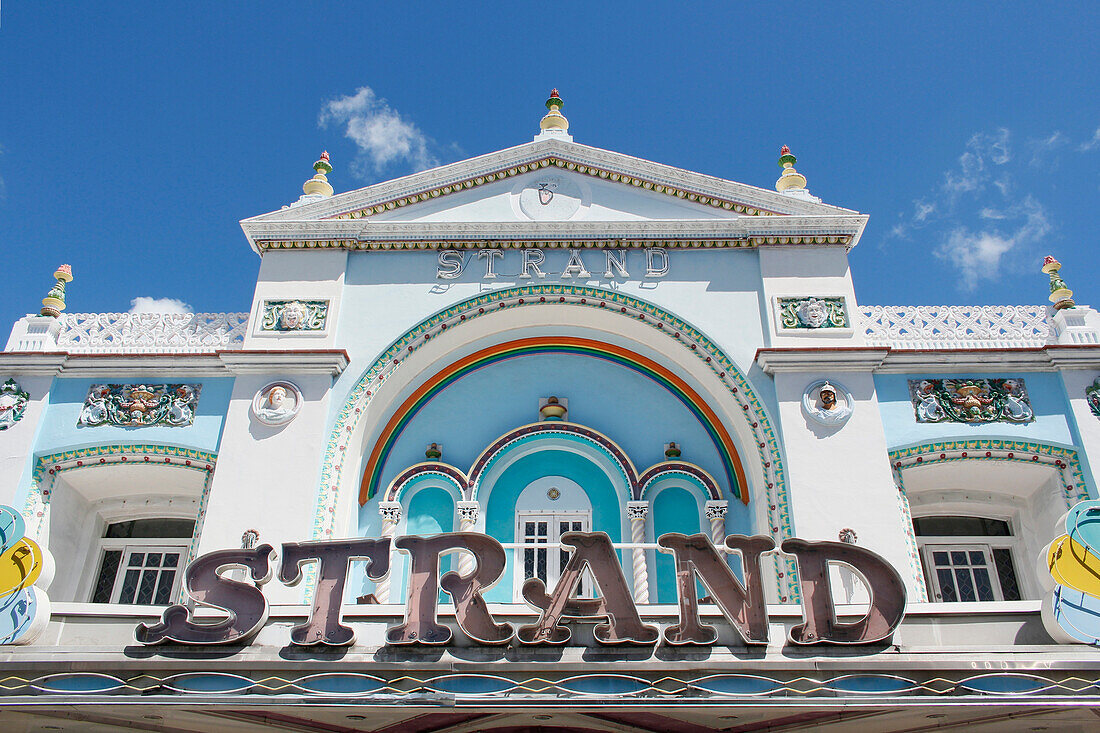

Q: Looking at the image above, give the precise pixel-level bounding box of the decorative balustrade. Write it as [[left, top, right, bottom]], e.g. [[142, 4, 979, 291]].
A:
[[55, 312, 249, 353], [860, 305, 1055, 349]]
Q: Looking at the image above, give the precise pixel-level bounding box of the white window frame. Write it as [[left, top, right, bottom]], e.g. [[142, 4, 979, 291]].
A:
[[514, 510, 591, 601], [92, 538, 189, 606]]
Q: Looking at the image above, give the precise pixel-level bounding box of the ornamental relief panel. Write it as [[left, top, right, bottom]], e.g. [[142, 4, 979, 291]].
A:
[[907, 378, 1033, 424], [78, 384, 201, 428], [260, 300, 329, 332], [0, 379, 29, 431], [1087, 378, 1100, 418], [776, 297, 849, 330]]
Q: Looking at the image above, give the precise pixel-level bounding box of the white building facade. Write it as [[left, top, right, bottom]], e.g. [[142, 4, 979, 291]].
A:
[[2, 94, 1099, 732]]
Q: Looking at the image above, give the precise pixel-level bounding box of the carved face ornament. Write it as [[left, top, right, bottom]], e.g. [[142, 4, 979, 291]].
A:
[[798, 298, 828, 328], [281, 301, 306, 330]]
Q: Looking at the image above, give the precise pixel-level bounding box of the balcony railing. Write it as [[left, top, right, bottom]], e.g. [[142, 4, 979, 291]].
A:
[[859, 305, 1055, 349], [55, 312, 249, 353]]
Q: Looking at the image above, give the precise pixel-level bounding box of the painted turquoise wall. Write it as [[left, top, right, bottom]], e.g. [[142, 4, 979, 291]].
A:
[[651, 486, 702, 602], [483, 449, 622, 603], [405, 486, 455, 601]]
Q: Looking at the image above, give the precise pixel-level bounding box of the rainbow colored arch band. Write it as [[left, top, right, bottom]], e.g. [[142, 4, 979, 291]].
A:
[[359, 336, 749, 506]]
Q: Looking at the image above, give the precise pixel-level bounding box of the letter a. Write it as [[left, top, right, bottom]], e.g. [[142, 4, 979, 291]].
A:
[[518, 532, 658, 645]]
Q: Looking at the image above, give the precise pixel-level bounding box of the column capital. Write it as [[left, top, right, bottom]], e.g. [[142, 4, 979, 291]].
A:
[[626, 501, 650, 521], [704, 500, 729, 520], [456, 501, 480, 524], [379, 501, 402, 524]]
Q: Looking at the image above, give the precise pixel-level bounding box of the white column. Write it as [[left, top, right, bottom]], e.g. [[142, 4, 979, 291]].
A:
[[627, 501, 651, 604], [375, 501, 402, 603], [704, 500, 728, 545], [456, 501, 480, 577]]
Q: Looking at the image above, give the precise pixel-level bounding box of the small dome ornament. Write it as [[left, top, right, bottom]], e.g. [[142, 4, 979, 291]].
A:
[[302, 151, 334, 198], [425, 443, 442, 460], [39, 264, 73, 318], [664, 442, 682, 459], [539, 395, 568, 421], [539, 89, 569, 134], [1042, 255, 1075, 310], [775, 145, 808, 193]]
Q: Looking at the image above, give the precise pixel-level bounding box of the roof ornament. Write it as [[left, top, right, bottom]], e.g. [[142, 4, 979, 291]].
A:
[[1042, 256, 1075, 310], [775, 145, 808, 193], [302, 151, 334, 198], [39, 265, 73, 318], [536, 89, 572, 141]]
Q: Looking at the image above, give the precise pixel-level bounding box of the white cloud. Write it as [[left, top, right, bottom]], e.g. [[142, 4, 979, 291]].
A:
[[941, 128, 1011, 195], [933, 196, 1049, 290], [1027, 131, 1068, 168], [129, 297, 192, 315], [1080, 126, 1100, 152], [319, 86, 437, 179]]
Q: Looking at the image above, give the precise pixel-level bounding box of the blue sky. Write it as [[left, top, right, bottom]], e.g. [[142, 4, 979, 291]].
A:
[[1, 3, 1097, 331]]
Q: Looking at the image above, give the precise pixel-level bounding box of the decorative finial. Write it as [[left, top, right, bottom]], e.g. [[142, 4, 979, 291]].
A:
[[539, 89, 569, 134], [664, 442, 682, 459], [302, 151, 334, 198], [40, 264, 73, 318], [425, 442, 442, 460], [539, 395, 568, 421], [776, 145, 808, 192], [1042, 256, 1075, 310]]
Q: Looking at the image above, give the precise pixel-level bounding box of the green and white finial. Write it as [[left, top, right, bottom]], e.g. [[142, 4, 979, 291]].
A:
[[540, 89, 569, 133], [303, 151, 334, 198], [776, 145, 808, 192], [1042, 255, 1075, 310], [40, 264, 73, 318]]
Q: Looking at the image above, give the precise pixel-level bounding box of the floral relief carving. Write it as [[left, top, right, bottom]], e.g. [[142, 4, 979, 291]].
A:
[[260, 300, 328, 332], [778, 297, 848, 329], [0, 379, 30, 431], [78, 384, 201, 427], [1087, 378, 1100, 418], [908, 378, 1034, 424]]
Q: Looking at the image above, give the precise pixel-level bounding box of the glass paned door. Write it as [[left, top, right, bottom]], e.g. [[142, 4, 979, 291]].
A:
[[517, 512, 590, 599]]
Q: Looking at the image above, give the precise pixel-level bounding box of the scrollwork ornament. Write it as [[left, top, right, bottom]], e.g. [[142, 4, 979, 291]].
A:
[[778, 297, 848, 330], [907, 378, 1034, 424], [260, 300, 329, 332], [0, 379, 30, 431]]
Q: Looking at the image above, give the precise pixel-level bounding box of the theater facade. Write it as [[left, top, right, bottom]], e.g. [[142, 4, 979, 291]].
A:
[[2, 93, 1100, 732]]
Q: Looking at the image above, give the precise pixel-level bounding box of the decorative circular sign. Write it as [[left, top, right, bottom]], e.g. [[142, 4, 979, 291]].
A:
[[251, 381, 303, 426], [516, 174, 583, 221]]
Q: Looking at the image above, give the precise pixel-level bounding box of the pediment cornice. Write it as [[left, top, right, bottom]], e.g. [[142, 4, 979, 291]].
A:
[[243, 139, 858, 228]]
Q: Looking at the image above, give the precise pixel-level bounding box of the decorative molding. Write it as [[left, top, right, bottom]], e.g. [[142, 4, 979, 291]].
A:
[[777, 297, 848, 330], [260, 300, 328, 332], [861, 305, 1053, 349], [315, 284, 797, 602], [1087, 378, 1100, 418], [251, 381, 303, 426], [56, 312, 248, 353], [626, 502, 650, 521], [801, 380, 853, 428], [0, 378, 30, 430], [456, 501, 480, 525], [77, 384, 201, 428], [704, 500, 729, 520], [908, 378, 1033, 424]]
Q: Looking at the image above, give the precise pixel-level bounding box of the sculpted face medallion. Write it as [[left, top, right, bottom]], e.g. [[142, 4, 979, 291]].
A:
[[517, 174, 583, 221]]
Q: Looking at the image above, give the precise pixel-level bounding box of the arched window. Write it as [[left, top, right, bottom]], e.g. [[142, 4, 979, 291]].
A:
[[914, 515, 1022, 603]]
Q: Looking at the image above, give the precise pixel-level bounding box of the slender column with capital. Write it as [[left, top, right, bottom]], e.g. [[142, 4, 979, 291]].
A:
[[626, 501, 651, 604], [704, 500, 729, 545], [455, 501, 481, 577], [375, 502, 402, 603]]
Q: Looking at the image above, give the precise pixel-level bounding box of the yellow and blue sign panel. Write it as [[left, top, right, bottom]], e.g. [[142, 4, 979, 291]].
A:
[[0, 505, 53, 645], [1046, 500, 1100, 645]]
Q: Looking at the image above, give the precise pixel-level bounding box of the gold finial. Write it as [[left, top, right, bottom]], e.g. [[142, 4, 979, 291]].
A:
[[302, 151, 334, 197], [539, 89, 569, 133], [775, 145, 808, 192], [40, 264, 73, 318], [1042, 256, 1075, 310]]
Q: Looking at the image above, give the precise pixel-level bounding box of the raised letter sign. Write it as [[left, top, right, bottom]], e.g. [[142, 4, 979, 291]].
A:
[[781, 539, 906, 645], [520, 249, 547, 279], [645, 247, 669, 278], [136, 545, 274, 645], [437, 250, 463, 279], [604, 249, 628, 278], [658, 533, 774, 645], [387, 533, 513, 645], [279, 538, 391, 646], [477, 248, 504, 279], [518, 532, 658, 645], [561, 249, 591, 279]]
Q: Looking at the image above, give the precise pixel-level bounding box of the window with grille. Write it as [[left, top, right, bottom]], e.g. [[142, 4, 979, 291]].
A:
[[91, 519, 195, 605], [516, 512, 590, 600], [914, 516, 1022, 602]]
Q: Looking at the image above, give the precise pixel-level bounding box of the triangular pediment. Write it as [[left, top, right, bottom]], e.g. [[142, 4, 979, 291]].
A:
[[247, 138, 857, 223]]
